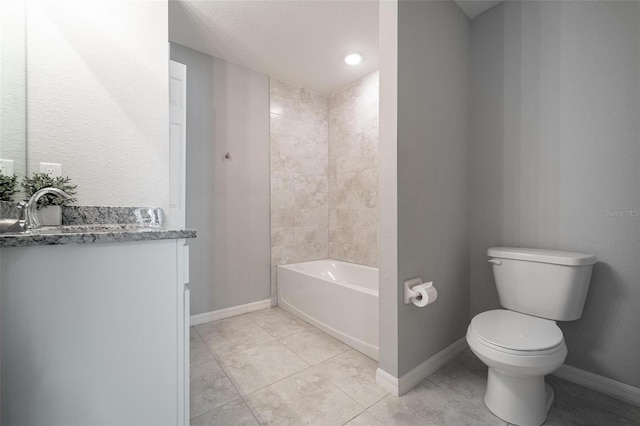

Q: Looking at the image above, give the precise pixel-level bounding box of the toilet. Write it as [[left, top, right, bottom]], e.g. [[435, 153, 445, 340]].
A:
[[466, 247, 597, 426]]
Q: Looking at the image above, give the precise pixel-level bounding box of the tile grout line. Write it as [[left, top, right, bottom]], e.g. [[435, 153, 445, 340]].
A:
[[424, 377, 487, 410], [242, 308, 315, 341], [192, 325, 253, 418], [191, 324, 263, 424], [193, 316, 639, 426], [199, 313, 314, 397], [239, 347, 357, 402], [239, 393, 263, 426], [242, 345, 380, 424], [230, 345, 313, 398], [355, 394, 392, 425], [195, 313, 276, 359], [311, 350, 390, 413], [189, 396, 246, 425], [192, 310, 386, 425]]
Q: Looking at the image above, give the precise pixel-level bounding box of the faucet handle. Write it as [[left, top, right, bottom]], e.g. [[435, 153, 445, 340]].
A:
[[13, 201, 29, 232]]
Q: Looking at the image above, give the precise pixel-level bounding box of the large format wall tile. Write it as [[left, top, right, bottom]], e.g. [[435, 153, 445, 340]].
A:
[[270, 79, 329, 304], [328, 72, 380, 267], [269, 73, 380, 304]]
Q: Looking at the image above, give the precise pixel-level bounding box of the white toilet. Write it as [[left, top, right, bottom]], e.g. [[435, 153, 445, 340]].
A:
[[466, 247, 597, 426]]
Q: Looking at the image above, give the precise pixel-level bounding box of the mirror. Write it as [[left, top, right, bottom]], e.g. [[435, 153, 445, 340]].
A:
[[0, 0, 27, 181]]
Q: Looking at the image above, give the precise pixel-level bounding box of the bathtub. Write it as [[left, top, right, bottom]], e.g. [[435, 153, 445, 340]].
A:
[[277, 259, 379, 360]]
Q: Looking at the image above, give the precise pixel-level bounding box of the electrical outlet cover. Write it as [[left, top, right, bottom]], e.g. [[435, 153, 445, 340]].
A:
[[40, 162, 62, 178], [0, 159, 15, 176]]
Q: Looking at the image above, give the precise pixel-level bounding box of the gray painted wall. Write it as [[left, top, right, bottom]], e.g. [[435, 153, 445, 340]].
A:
[[470, 1, 640, 387], [170, 44, 271, 315], [396, 0, 470, 376]]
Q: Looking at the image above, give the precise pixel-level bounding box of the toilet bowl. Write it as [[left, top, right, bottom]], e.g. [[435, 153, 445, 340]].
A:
[[467, 246, 596, 426], [466, 309, 567, 426]]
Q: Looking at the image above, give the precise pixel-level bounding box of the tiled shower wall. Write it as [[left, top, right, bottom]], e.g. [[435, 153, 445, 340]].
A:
[[270, 79, 329, 304], [270, 73, 379, 303], [329, 72, 379, 267]]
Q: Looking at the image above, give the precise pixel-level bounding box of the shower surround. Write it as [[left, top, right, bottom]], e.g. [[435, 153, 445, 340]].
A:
[[270, 73, 379, 304], [329, 72, 379, 267]]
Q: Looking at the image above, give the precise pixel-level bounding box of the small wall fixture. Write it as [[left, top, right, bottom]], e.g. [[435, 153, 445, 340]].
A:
[[403, 278, 438, 307], [344, 53, 363, 65]]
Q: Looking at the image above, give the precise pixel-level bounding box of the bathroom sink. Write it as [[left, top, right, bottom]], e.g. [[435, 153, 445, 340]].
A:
[[0, 219, 27, 234]]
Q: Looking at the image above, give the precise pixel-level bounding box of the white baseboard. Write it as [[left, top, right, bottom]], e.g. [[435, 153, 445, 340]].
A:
[[190, 299, 271, 326], [375, 368, 400, 396], [553, 364, 640, 407], [376, 337, 468, 396], [375, 336, 639, 407]]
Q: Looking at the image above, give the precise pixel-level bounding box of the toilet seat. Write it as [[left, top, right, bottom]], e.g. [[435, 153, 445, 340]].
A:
[[470, 310, 564, 355]]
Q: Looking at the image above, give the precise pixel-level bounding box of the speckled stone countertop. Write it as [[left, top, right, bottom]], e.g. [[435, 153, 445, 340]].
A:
[[0, 205, 196, 248], [0, 225, 196, 248]]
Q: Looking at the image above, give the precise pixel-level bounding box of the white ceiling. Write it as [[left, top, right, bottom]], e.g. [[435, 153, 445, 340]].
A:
[[455, 0, 502, 19], [168, 0, 502, 96], [169, 0, 380, 96]]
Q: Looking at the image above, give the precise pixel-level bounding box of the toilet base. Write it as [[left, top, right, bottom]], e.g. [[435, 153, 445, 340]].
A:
[[484, 368, 553, 426]]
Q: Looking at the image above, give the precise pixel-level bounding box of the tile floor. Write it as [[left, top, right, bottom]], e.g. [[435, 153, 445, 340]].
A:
[[190, 307, 640, 425]]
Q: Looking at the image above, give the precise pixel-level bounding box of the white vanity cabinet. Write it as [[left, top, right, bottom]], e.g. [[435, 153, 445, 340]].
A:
[[1, 239, 190, 426]]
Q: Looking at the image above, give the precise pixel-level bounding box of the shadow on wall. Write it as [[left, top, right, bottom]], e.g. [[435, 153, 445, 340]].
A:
[[560, 262, 624, 373], [469, 0, 640, 387]]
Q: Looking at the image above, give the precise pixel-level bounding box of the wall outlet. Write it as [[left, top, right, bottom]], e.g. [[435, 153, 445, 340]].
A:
[[0, 159, 15, 176], [40, 162, 62, 178]]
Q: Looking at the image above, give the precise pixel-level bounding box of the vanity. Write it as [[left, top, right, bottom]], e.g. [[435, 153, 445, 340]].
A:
[[0, 0, 192, 423], [0, 208, 195, 425]]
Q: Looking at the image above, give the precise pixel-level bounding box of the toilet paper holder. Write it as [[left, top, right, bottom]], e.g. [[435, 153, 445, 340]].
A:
[[403, 277, 434, 304]]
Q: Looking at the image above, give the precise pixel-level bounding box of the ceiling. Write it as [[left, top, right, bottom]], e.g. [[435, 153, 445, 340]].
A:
[[455, 0, 503, 19], [168, 0, 502, 96], [169, 0, 380, 96]]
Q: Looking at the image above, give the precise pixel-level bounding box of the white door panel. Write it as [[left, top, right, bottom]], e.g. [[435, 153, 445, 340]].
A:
[[169, 60, 187, 229]]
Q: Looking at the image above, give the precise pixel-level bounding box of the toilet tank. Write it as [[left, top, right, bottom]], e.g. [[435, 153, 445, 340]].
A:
[[488, 247, 597, 321]]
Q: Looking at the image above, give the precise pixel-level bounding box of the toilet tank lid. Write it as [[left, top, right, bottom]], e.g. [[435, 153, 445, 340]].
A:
[[487, 247, 597, 266]]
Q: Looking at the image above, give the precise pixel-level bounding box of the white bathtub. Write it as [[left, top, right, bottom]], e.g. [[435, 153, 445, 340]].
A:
[[277, 259, 379, 360]]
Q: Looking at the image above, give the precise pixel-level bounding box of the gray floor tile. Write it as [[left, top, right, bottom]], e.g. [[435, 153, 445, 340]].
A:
[[245, 367, 362, 425], [367, 379, 505, 425], [190, 399, 259, 426], [191, 328, 216, 368], [190, 411, 213, 426], [307, 349, 388, 408], [427, 355, 488, 407], [344, 410, 385, 426], [190, 360, 240, 419], [195, 314, 275, 357], [219, 340, 309, 395], [246, 307, 313, 338], [547, 375, 640, 423], [544, 390, 637, 426], [189, 309, 638, 426], [456, 348, 489, 372], [280, 328, 350, 365]]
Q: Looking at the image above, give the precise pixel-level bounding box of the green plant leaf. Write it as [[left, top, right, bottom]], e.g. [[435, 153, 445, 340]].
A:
[[21, 173, 78, 209], [0, 172, 18, 202]]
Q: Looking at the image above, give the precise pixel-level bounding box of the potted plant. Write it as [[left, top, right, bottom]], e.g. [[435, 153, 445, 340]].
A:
[[21, 173, 77, 226], [0, 172, 18, 202]]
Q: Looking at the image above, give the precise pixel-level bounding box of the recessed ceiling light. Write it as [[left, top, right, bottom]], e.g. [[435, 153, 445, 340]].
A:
[[344, 53, 363, 66]]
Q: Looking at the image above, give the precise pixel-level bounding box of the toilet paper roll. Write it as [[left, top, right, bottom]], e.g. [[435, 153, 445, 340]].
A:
[[410, 283, 438, 307]]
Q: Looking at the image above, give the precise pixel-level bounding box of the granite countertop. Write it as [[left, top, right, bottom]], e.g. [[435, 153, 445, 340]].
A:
[[0, 225, 196, 248], [0, 204, 196, 248]]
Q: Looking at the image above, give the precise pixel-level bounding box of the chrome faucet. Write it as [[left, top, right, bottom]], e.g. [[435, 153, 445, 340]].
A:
[[24, 187, 72, 229]]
